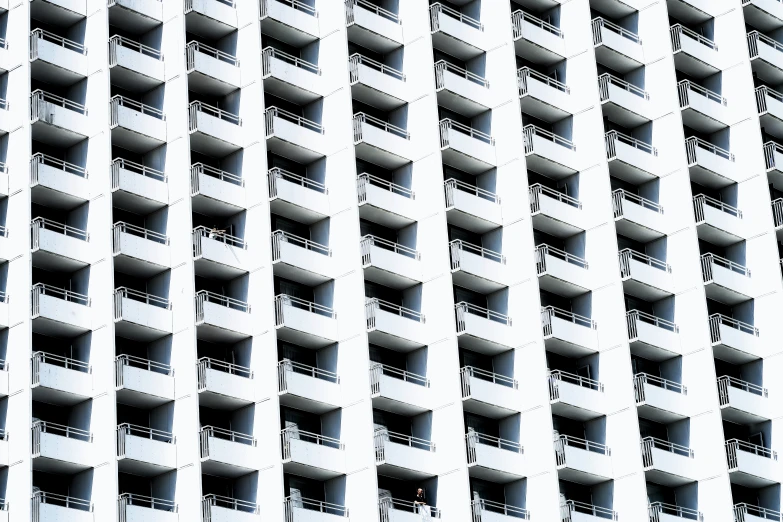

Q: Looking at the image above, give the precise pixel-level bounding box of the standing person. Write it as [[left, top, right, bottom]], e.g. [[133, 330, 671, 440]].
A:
[[414, 488, 426, 506]]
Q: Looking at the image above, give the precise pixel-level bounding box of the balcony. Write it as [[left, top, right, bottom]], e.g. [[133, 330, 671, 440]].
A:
[[365, 298, 426, 351], [184, 0, 237, 39], [460, 366, 519, 418], [278, 359, 341, 414], [112, 222, 170, 277], [450, 240, 506, 293], [357, 173, 415, 228], [535, 244, 589, 298], [726, 439, 778, 487], [272, 230, 332, 285], [199, 426, 258, 477], [749, 31, 783, 84], [592, 17, 643, 73], [284, 496, 347, 522], [756, 86, 783, 139], [471, 500, 529, 522], [265, 107, 327, 163], [111, 158, 168, 213], [361, 236, 421, 290], [30, 153, 89, 210], [701, 253, 752, 305], [429, 3, 487, 60], [512, 10, 565, 65], [260, 0, 319, 47], [598, 74, 650, 127], [370, 363, 431, 416], [670, 24, 720, 78], [549, 370, 604, 421], [350, 54, 407, 111], [202, 495, 259, 522], [30, 90, 88, 147], [0, 361, 6, 397], [31, 351, 91, 406], [541, 306, 598, 357], [108, 0, 163, 33], [641, 437, 695, 486], [694, 194, 744, 246], [108, 35, 164, 91], [353, 113, 412, 169], [743, 0, 783, 32], [517, 67, 571, 122], [31, 284, 92, 337], [275, 294, 338, 348], [710, 313, 761, 363], [345, 0, 400, 52], [374, 428, 437, 479], [31, 492, 92, 522], [765, 141, 783, 187], [31, 218, 90, 271], [733, 503, 781, 522], [29, 29, 87, 86], [444, 179, 501, 234], [612, 189, 665, 242], [627, 310, 680, 361], [117, 494, 177, 522], [619, 249, 673, 300], [634, 373, 689, 423], [110, 96, 166, 153], [281, 427, 345, 479], [262, 46, 321, 104], [523, 125, 579, 179], [718, 376, 769, 424], [605, 131, 659, 183], [192, 226, 249, 278], [0, 100, 7, 134], [648, 503, 701, 522], [466, 432, 524, 483], [115, 354, 174, 408], [554, 436, 612, 485], [113, 287, 172, 341], [116, 424, 176, 476], [187, 41, 240, 96], [188, 101, 242, 156], [529, 184, 583, 238], [439, 119, 496, 174], [269, 168, 329, 224], [197, 357, 254, 409], [32, 420, 92, 473], [678, 81, 729, 134], [455, 302, 513, 355], [686, 137, 736, 189], [194, 291, 252, 343], [435, 61, 490, 117]]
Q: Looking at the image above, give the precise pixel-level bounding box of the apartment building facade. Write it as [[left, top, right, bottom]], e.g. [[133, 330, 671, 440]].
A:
[[0, 0, 779, 520]]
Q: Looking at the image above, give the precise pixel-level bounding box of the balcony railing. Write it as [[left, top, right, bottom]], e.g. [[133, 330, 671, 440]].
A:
[[116, 423, 174, 458], [266, 106, 322, 134], [472, 499, 529, 520], [612, 189, 663, 218], [592, 16, 641, 45], [31, 217, 89, 250], [693, 193, 742, 223], [195, 291, 250, 323], [524, 124, 575, 153], [199, 426, 256, 458], [709, 313, 759, 342], [671, 24, 718, 51], [434, 60, 487, 89], [461, 366, 517, 397], [548, 369, 603, 400], [748, 30, 783, 59], [555, 435, 610, 462], [197, 357, 252, 387], [344, 0, 397, 25], [358, 172, 413, 202], [202, 494, 259, 516], [31, 90, 87, 121], [634, 373, 686, 404], [30, 28, 86, 59], [30, 152, 87, 183], [273, 229, 331, 259], [369, 362, 429, 393], [191, 163, 244, 193], [32, 351, 90, 387], [354, 112, 409, 140], [766, 141, 783, 170], [535, 243, 588, 272], [701, 253, 750, 282], [115, 354, 172, 389], [192, 225, 247, 252], [512, 10, 563, 39], [281, 426, 344, 460], [619, 248, 671, 276], [678, 80, 727, 108], [598, 73, 649, 101], [114, 288, 170, 321], [263, 46, 319, 75], [276, 294, 336, 322], [32, 420, 92, 456], [641, 437, 694, 466], [734, 504, 780, 522], [380, 497, 440, 519], [270, 167, 327, 196], [110, 95, 165, 123], [455, 301, 511, 328], [774, 198, 783, 228], [605, 130, 657, 159], [466, 431, 522, 463], [32, 491, 92, 514], [444, 178, 499, 206], [562, 500, 617, 521], [189, 101, 241, 131], [541, 306, 597, 334], [361, 235, 418, 262], [111, 158, 166, 186], [374, 427, 435, 455], [685, 136, 733, 165], [440, 119, 494, 147], [31, 284, 91, 319], [529, 183, 581, 213], [278, 359, 339, 392], [649, 503, 702, 522], [517, 66, 569, 96], [755, 85, 783, 114], [726, 439, 777, 469], [350, 53, 404, 82], [186, 40, 239, 69], [263, 0, 317, 18], [112, 222, 169, 254], [118, 494, 176, 514], [109, 34, 162, 63], [450, 239, 504, 266], [365, 297, 423, 329], [285, 496, 348, 518], [627, 310, 678, 340], [430, 2, 482, 31], [717, 375, 767, 407]]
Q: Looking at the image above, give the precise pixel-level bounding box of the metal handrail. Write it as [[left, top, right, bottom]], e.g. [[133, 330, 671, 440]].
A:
[[430, 2, 482, 31], [709, 313, 758, 339], [592, 16, 641, 45], [31, 283, 90, 307], [192, 225, 246, 249], [524, 124, 575, 152], [449, 239, 504, 264], [535, 243, 588, 270], [266, 106, 322, 133], [726, 438, 777, 461], [32, 420, 92, 442], [30, 152, 87, 179], [285, 496, 348, 517], [350, 53, 404, 82], [113, 221, 169, 246], [370, 362, 429, 390], [756, 85, 783, 115], [619, 248, 671, 274], [461, 365, 517, 389], [273, 229, 331, 257], [31, 217, 89, 244], [361, 234, 419, 260], [612, 189, 663, 218], [191, 162, 244, 188], [555, 434, 611, 455], [117, 423, 174, 443], [541, 305, 596, 330], [444, 178, 499, 205], [281, 427, 344, 452], [200, 425, 256, 445], [773, 198, 783, 228], [455, 301, 511, 326], [380, 497, 440, 519], [358, 173, 413, 200], [270, 167, 327, 194], [276, 294, 336, 323], [354, 112, 409, 139], [748, 30, 783, 59], [564, 500, 617, 521], [641, 436, 694, 458], [627, 309, 678, 334], [512, 10, 563, 39], [529, 183, 581, 212], [378, 428, 435, 451], [345, 0, 397, 25], [190, 100, 241, 126], [202, 494, 259, 514], [111, 157, 166, 183], [197, 357, 252, 380], [365, 297, 423, 323], [671, 23, 717, 50], [118, 493, 176, 513], [466, 430, 522, 453], [549, 369, 603, 393], [115, 286, 170, 309], [733, 503, 781, 522], [32, 491, 92, 512], [109, 34, 161, 61], [634, 373, 686, 404], [30, 28, 86, 55], [598, 72, 649, 101], [115, 354, 172, 376], [685, 136, 733, 164], [517, 66, 569, 95], [605, 129, 657, 157], [195, 290, 250, 313], [434, 60, 487, 89], [678, 80, 727, 107], [472, 499, 529, 520], [693, 193, 742, 223], [765, 141, 783, 170], [32, 351, 90, 375], [30, 89, 87, 116], [440, 118, 494, 145], [649, 502, 701, 521], [186, 40, 238, 67], [717, 375, 766, 409], [111, 95, 165, 120], [263, 46, 318, 75], [701, 252, 750, 280], [278, 359, 339, 385]]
